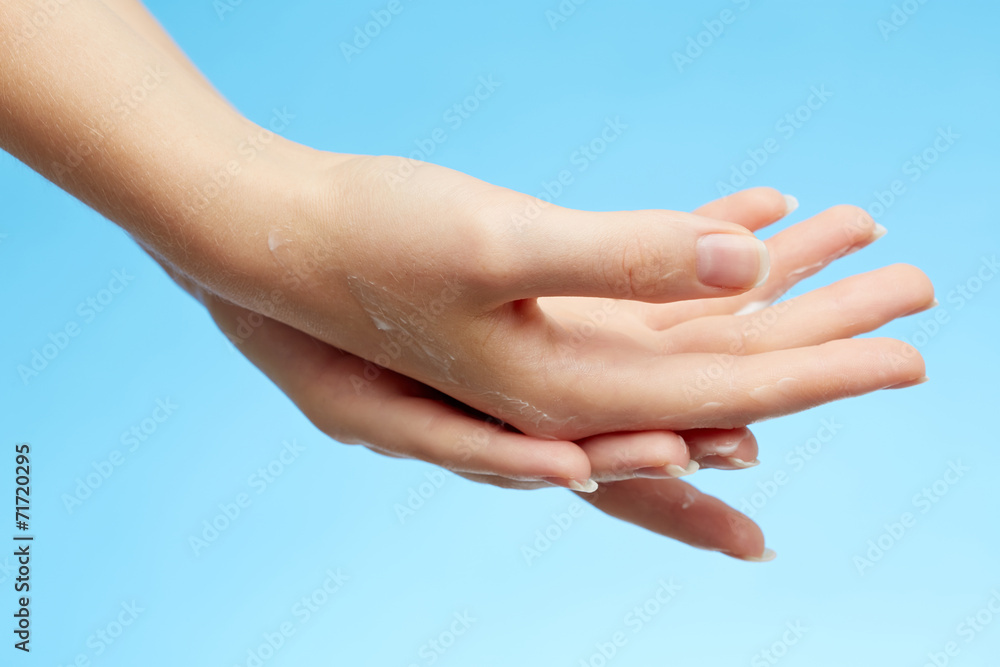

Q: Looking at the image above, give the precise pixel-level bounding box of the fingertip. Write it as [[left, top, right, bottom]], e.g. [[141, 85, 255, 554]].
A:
[[717, 514, 768, 561], [855, 336, 926, 389], [541, 476, 599, 493], [580, 430, 690, 481], [530, 439, 594, 485], [782, 194, 799, 216], [684, 428, 758, 466], [891, 339, 927, 380], [885, 376, 929, 390], [884, 263, 936, 316], [727, 547, 777, 563], [695, 187, 790, 231]]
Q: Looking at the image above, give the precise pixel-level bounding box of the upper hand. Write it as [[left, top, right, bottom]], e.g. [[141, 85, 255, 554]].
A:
[[219, 156, 925, 442]]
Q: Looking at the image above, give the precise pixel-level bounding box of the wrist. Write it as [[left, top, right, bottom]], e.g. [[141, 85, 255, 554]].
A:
[[155, 131, 347, 310]]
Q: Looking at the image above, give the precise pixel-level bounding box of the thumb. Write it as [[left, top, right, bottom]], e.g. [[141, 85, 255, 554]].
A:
[[504, 206, 770, 302]]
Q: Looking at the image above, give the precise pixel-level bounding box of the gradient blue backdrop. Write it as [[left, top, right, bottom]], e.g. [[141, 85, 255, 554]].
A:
[[3, 0, 998, 665]]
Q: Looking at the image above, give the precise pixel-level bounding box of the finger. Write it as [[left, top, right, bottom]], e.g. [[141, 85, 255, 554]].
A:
[[550, 337, 925, 438], [206, 296, 597, 488], [530, 189, 794, 324], [693, 187, 797, 232], [502, 206, 770, 302], [581, 478, 773, 562], [346, 396, 596, 485], [648, 204, 886, 329], [660, 264, 936, 355], [576, 431, 695, 482], [682, 428, 760, 470], [453, 471, 553, 491]]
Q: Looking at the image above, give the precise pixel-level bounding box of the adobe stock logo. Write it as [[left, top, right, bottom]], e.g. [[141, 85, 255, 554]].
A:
[[577, 579, 682, 667], [8, 0, 73, 48], [57, 600, 145, 666], [521, 501, 588, 566], [853, 460, 970, 575], [62, 398, 179, 513], [339, 0, 417, 63], [406, 611, 477, 667], [189, 440, 307, 557], [17, 269, 134, 385], [877, 0, 932, 40], [232, 568, 350, 667], [672, 0, 755, 73], [919, 590, 1000, 667], [544, 0, 589, 31], [751, 621, 807, 667], [716, 86, 834, 196], [394, 469, 447, 524], [865, 127, 959, 220]]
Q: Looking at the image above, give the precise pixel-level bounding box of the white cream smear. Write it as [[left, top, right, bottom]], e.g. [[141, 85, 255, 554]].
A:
[[749, 377, 802, 401]]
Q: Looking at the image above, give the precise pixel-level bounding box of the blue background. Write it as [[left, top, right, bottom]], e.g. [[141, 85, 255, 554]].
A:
[[2, 0, 998, 665]]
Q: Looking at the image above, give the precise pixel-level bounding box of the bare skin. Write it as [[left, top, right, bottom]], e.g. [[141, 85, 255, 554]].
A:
[[168, 186, 932, 561], [1, 1, 930, 561]]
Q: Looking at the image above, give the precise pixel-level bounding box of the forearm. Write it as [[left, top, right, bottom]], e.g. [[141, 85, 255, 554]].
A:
[[99, 0, 226, 102], [0, 1, 312, 296]]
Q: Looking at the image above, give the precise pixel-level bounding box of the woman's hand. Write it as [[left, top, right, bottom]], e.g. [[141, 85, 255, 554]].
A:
[[0, 0, 923, 443], [168, 187, 932, 560], [1, 0, 931, 561], [228, 156, 926, 442]]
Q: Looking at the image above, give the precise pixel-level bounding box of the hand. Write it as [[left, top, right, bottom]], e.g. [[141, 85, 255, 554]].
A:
[[1, 0, 929, 561], [169, 187, 931, 560], [550, 189, 934, 561], [222, 155, 925, 443]]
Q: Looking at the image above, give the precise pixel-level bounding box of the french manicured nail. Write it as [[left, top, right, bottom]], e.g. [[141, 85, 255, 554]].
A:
[[697, 234, 770, 289], [634, 460, 699, 479], [541, 477, 598, 493], [783, 194, 799, 216], [542, 477, 597, 493], [633, 467, 674, 479], [843, 220, 888, 258], [569, 479, 599, 493], [885, 376, 929, 390], [905, 298, 939, 316], [737, 548, 777, 563], [666, 460, 700, 478]]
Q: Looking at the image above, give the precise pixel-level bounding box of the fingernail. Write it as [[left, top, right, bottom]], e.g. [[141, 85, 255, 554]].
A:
[[782, 194, 799, 216], [843, 220, 888, 258], [885, 376, 929, 390], [569, 479, 599, 493], [633, 460, 699, 479], [540, 477, 598, 492], [905, 298, 939, 316], [670, 460, 700, 477], [726, 457, 760, 469], [737, 548, 777, 563], [697, 235, 771, 289], [633, 466, 675, 479]]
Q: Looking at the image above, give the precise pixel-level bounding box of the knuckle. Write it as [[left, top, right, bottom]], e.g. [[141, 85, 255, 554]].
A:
[[725, 325, 751, 355], [458, 198, 529, 296], [609, 228, 663, 300]]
